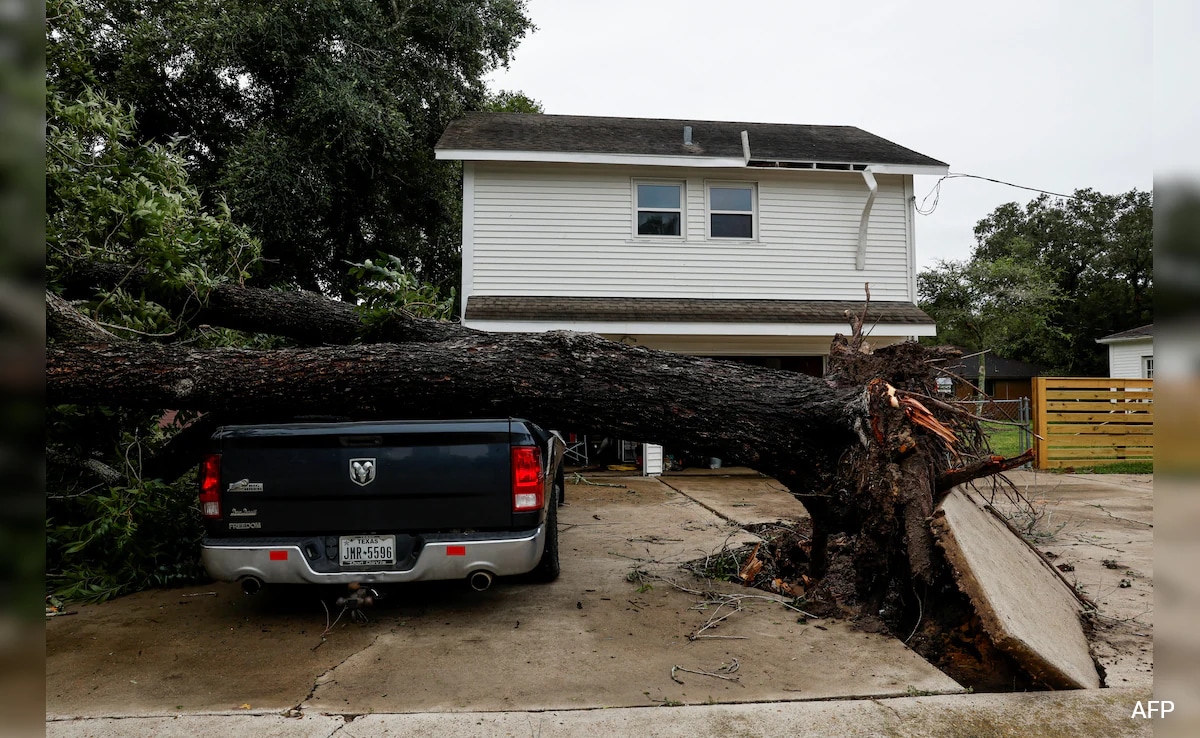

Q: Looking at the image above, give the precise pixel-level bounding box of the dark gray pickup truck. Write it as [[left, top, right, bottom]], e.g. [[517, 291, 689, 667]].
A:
[[198, 418, 564, 593]]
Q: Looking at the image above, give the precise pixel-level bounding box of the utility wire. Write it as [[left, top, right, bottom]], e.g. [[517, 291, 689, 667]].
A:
[[915, 173, 1081, 216]]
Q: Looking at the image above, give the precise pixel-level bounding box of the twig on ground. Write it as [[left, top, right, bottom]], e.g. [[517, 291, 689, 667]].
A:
[[690, 601, 741, 640], [312, 599, 348, 652], [571, 473, 627, 488], [671, 659, 743, 685]]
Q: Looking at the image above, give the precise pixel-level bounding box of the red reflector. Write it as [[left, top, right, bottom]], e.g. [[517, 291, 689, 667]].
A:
[[446, 545, 466, 557], [269, 550, 288, 561]]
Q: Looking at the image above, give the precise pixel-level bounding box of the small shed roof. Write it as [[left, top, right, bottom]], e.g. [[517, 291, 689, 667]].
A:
[[942, 353, 1046, 380], [437, 113, 947, 170], [1096, 324, 1154, 343]]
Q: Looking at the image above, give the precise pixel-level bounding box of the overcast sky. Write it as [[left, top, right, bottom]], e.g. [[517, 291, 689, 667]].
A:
[[484, 0, 1153, 271]]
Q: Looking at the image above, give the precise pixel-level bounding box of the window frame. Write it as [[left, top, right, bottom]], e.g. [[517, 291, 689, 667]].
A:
[[631, 178, 686, 240], [1142, 355, 1154, 379], [705, 181, 758, 241]]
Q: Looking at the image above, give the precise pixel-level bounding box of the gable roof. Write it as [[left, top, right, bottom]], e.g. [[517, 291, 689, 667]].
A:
[[465, 296, 934, 326], [1097, 324, 1153, 343], [436, 113, 947, 173]]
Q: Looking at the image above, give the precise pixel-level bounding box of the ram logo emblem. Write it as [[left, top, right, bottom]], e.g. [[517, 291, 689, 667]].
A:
[[349, 458, 376, 486]]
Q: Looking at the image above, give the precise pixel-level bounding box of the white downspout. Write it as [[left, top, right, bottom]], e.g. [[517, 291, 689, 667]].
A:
[[741, 131, 751, 164], [856, 167, 877, 270]]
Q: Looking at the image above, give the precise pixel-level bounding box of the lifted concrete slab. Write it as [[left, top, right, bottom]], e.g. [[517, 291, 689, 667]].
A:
[[932, 486, 1102, 689]]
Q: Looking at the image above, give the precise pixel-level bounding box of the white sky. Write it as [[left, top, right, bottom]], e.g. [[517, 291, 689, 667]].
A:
[[485, 0, 1153, 271]]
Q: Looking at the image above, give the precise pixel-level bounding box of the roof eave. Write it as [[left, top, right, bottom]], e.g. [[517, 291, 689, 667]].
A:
[[1096, 335, 1154, 345], [462, 318, 937, 337], [435, 148, 948, 174]]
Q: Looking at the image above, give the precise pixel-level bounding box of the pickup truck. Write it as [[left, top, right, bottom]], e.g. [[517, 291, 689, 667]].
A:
[[197, 418, 564, 594]]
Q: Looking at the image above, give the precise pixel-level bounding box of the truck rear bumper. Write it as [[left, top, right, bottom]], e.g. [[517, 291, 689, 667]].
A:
[[201, 525, 546, 585]]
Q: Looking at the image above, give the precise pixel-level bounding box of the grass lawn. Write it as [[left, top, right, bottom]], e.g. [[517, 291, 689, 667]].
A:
[[981, 422, 1152, 474], [981, 422, 1029, 457]]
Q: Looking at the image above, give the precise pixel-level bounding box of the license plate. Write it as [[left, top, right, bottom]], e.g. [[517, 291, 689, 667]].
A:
[[339, 535, 396, 567]]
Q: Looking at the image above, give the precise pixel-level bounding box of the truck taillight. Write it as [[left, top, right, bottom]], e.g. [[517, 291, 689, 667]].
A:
[[511, 446, 543, 512], [199, 453, 221, 519]]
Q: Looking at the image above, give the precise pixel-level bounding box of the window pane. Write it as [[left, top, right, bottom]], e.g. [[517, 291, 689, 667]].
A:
[[709, 187, 752, 212], [638, 211, 681, 236], [637, 184, 680, 209], [710, 213, 753, 238]]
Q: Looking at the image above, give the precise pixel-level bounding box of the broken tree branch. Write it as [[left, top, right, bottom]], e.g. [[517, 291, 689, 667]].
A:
[[935, 451, 1036, 501], [59, 262, 464, 345]]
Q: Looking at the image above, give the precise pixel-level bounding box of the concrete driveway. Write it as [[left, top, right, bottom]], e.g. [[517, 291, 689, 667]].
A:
[[46, 471, 1153, 736]]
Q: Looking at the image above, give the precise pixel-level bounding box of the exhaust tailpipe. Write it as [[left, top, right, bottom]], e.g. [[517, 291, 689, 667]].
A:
[[240, 577, 263, 595], [468, 571, 494, 592]]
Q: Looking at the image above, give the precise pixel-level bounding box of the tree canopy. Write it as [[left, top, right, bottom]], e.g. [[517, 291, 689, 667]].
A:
[[919, 189, 1152, 375], [61, 0, 535, 296]]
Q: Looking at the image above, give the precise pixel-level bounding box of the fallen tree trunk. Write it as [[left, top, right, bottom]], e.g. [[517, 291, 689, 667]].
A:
[[47, 331, 861, 496]]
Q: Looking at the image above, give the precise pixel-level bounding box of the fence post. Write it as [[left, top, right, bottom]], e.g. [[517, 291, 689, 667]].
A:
[[1019, 396, 1032, 462], [1031, 377, 1047, 470]]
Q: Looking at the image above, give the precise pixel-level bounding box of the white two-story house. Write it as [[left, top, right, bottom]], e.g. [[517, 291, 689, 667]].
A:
[[435, 113, 947, 375]]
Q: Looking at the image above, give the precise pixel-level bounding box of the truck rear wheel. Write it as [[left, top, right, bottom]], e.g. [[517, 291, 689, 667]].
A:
[[527, 485, 561, 582]]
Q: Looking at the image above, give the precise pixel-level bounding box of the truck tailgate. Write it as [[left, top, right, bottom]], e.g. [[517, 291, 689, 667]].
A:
[[214, 421, 516, 535]]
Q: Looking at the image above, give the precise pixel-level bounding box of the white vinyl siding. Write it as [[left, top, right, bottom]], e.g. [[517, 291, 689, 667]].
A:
[[469, 162, 913, 301], [1107, 339, 1154, 378]]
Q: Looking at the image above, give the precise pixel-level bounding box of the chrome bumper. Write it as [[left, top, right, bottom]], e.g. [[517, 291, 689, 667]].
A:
[[201, 525, 546, 585]]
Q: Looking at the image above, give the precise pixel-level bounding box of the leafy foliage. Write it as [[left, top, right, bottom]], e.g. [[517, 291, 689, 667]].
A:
[[48, 2, 261, 340], [348, 253, 457, 323], [47, 473, 207, 604], [67, 0, 534, 296], [920, 189, 1152, 375]]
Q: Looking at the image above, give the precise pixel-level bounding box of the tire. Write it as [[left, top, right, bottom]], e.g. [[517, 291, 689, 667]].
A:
[[527, 484, 561, 582]]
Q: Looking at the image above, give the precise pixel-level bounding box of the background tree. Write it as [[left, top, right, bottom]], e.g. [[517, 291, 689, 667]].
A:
[[918, 249, 1063, 388], [483, 89, 543, 113], [951, 188, 1153, 375], [67, 0, 535, 296]]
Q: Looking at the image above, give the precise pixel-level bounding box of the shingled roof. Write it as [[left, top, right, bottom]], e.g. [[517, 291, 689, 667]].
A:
[[464, 296, 934, 325], [1097, 324, 1154, 343], [437, 113, 947, 168]]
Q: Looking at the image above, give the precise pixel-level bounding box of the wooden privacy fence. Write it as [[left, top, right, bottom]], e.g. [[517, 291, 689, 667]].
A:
[[1031, 377, 1153, 469]]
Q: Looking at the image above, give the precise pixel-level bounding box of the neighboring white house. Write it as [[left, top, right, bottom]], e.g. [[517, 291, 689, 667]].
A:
[[435, 113, 948, 374], [1097, 325, 1154, 379]]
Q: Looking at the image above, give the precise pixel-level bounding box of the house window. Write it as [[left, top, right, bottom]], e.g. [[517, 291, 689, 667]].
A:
[[1142, 356, 1154, 379], [634, 181, 683, 237], [707, 183, 756, 239]]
